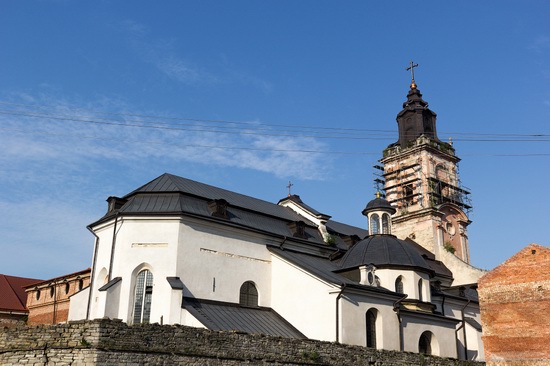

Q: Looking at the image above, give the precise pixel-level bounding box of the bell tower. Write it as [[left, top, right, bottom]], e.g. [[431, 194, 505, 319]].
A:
[[380, 63, 473, 263]]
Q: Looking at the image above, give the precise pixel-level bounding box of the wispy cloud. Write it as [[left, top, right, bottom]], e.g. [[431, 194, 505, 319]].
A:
[[528, 35, 550, 53], [0, 92, 332, 277], [154, 55, 218, 84], [117, 19, 270, 90], [0, 93, 331, 181]]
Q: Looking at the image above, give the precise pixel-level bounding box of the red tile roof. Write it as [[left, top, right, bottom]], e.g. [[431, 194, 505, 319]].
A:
[[0, 274, 43, 312]]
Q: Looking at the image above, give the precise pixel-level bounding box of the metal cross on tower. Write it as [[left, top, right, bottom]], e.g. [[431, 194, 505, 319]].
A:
[[406, 61, 419, 89]]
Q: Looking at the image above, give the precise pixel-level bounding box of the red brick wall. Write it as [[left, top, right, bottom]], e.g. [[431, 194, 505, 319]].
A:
[[26, 272, 90, 325], [478, 244, 550, 365]]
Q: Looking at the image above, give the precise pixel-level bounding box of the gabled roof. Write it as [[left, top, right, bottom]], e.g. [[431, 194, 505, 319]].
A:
[[0, 274, 43, 312], [92, 173, 368, 246], [183, 297, 305, 339], [125, 173, 306, 222]]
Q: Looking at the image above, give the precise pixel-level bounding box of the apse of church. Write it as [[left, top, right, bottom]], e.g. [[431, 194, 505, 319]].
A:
[[380, 63, 473, 263]]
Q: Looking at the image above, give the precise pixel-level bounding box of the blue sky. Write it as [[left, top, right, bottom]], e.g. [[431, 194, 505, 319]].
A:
[[1, 1, 548, 279]]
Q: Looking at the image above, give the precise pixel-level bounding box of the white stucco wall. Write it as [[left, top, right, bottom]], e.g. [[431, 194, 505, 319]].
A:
[[439, 249, 487, 286], [339, 291, 400, 350], [86, 215, 276, 326], [375, 268, 430, 302], [68, 287, 89, 321], [175, 218, 273, 306], [400, 312, 458, 358], [87, 217, 181, 324], [271, 254, 337, 342]]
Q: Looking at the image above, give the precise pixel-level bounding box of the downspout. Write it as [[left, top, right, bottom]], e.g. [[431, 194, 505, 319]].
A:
[[52, 281, 57, 324], [393, 294, 408, 352], [108, 213, 120, 281], [86, 226, 100, 320], [335, 284, 346, 343], [462, 299, 471, 360], [455, 299, 471, 360]]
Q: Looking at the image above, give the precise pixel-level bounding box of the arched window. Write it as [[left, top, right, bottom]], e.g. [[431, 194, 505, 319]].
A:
[[65, 282, 70, 294], [133, 269, 154, 324], [239, 281, 258, 307], [382, 214, 390, 234], [49, 286, 54, 298], [418, 279, 423, 302], [370, 214, 380, 234], [78, 279, 84, 291], [36, 289, 41, 301], [366, 309, 377, 348], [419, 331, 432, 355], [395, 276, 404, 294]]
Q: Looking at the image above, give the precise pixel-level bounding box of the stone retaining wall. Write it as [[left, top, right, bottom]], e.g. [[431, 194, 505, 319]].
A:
[[0, 319, 485, 365]]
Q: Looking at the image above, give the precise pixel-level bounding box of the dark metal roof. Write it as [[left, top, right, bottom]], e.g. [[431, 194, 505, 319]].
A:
[[267, 246, 399, 297], [277, 195, 330, 219], [404, 238, 453, 279], [362, 197, 396, 215], [338, 235, 433, 274], [166, 277, 184, 290], [126, 174, 306, 222], [98, 277, 121, 292], [325, 220, 368, 239], [183, 298, 305, 339], [92, 173, 370, 247]]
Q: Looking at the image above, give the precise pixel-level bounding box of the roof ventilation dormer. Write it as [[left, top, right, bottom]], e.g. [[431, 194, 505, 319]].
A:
[[288, 220, 307, 239], [208, 199, 229, 219], [106, 196, 127, 213], [342, 234, 361, 249]]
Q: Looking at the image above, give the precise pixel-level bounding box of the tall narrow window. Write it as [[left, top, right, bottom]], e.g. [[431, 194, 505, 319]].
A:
[[366, 309, 377, 348], [395, 276, 404, 294], [370, 214, 380, 235], [382, 214, 390, 234], [419, 331, 432, 355], [133, 269, 154, 324], [418, 279, 423, 302], [239, 281, 258, 307]]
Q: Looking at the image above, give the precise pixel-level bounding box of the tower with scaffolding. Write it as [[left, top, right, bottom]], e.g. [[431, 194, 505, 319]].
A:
[[377, 71, 474, 264]]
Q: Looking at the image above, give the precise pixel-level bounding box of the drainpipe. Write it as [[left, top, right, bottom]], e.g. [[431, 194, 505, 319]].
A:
[[455, 299, 471, 360], [393, 294, 408, 352], [52, 281, 57, 324], [335, 284, 347, 343], [86, 226, 100, 321], [108, 213, 120, 281]]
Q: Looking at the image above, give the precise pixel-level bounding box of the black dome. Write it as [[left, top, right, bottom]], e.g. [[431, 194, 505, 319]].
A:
[[339, 235, 432, 274], [362, 197, 396, 216]]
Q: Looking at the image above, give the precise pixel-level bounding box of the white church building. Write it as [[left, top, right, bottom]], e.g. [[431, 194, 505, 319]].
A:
[[70, 77, 486, 361]]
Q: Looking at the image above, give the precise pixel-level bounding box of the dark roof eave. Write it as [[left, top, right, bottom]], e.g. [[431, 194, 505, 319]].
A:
[[90, 210, 335, 251], [336, 263, 435, 277]]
